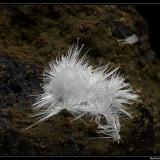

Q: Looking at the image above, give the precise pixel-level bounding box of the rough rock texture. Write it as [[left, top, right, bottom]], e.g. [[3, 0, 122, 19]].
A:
[[0, 5, 159, 155]]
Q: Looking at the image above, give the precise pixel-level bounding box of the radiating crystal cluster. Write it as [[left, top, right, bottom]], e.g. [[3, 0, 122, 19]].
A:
[[30, 42, 138, 142]]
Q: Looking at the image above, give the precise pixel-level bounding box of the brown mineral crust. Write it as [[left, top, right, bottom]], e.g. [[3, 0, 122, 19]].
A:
[[0, 5, 159, 155]]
